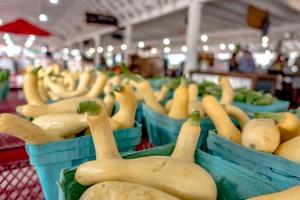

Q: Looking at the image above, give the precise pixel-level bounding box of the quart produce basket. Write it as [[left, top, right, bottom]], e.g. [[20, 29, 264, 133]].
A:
[[59, 144, 280, 200], [26, 124, 142, 200], [233, 100, 289, 112], [142, 104, 215, 149], [207, 131, 300, 189]]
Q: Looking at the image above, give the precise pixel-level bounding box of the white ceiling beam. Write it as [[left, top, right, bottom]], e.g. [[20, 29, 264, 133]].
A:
[[99, 0, 115, 15], [126, 21, 300, 48], [204, 6, 246, 26], [116, 0, 133, 20], [65, 0, 215, 46], [90, 0, 107, 13], [122, 0, 189, 26]]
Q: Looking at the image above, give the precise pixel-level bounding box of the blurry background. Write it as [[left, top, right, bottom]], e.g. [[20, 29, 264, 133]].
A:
[[0, 0, 300, 103]]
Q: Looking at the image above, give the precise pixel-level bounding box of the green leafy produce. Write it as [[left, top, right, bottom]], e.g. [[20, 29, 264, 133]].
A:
[[234, 88, 275, 105], [149, 78, 276, 106], [150, 77, 189, 91], [0, 70, 9, 83], [197, 81, 276, 105]]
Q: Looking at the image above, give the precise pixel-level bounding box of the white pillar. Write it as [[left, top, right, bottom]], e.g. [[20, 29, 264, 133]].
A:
[[124, 25, 133, 66], [184, 0, 202, 77], [94, 35, 101, 67]]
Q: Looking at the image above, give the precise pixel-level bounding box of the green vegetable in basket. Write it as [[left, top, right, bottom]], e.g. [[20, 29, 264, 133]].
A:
[[252, 94, 275, 105], [75, 108, 217, 200], [0, 70, 9, 83], [245, 91, 263, 104], [205, 85, 222, 97], [234, 91, 245, 102], [198, 80, 277, 105]]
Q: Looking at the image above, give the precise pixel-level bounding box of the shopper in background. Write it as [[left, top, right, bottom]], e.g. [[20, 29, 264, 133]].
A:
[[229, 52, 238, 72], [237, 48, 256, 73], [229, 44, 240, 72], [269, 53, 285, 73]]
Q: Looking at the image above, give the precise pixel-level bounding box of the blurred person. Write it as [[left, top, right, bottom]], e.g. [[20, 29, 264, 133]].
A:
[[0, 53, 16, 74], [269, 53, 285, 73], [237, 48, 256, 73], [229, 52, 238, 72], [294, 55, 300, 75]]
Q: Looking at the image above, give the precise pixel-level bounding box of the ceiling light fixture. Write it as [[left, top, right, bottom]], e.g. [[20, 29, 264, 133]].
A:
[[39, 14, 48, 22], [201, 34, 208, 42], [121, 44, 127, 50], [219, 43, 226, 50], [151, 48, 157, 54], [163, 46, 171, 53], [261, 42, 268, 48], [107, 45, 114, 52], [138, 41, 145, 48], [63, 48, 69, 54], [163, 38, 170, 45], [262, 36, 269, 43], [49, 0, 59, 4], [181, 45, 188, 52], [228, 43, 235, 51], [89, 48, 95, 54], [97, 47, 103, 53]]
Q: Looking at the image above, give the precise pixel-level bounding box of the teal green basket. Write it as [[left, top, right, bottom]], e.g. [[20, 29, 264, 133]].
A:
[[207, 131, 300, 190], [142, 104, 215, 149], [59, 144, 280, 200], [0, 81, 9, 101], [233, 100, 289, 112], [26, 124, 142, 200]]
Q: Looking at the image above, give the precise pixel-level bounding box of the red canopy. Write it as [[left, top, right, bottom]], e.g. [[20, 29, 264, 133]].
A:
[[0, 19, 51, 36]]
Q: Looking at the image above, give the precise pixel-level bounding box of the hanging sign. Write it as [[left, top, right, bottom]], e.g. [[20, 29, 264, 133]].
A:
[[86, 13, 118, 26]]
